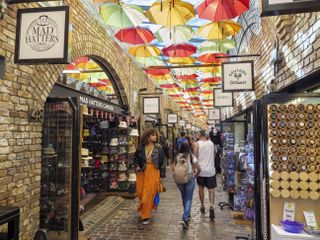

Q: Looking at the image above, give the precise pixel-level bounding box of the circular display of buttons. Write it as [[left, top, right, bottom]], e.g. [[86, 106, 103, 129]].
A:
[[279, 121, 287, 128], [270, 112, 277, 120], [308, 164, 317, 172], [307, 121, 315, 128], [307, 113, 314, 120], [297, 138, 306, 145], [306, 104, 315, 112], [288, 113, 296, 119], [298, 121, 305, 128], [271, 146, 279, 153], [316, 104, 320, 112], [270, 121, 277, 128], [298, 146, 307, 154], [288, 121, 296, 128], [298, 129, 306, 136], [280, 155, 288, 162], [288, 146, 297, 154], [280, 163, 288, 171], [289, 155, 297, 162], [290, 164, 298, 172], [299, 164, 308, 172], [287, 104, 296, 112], [279, 130, 287, 136], [271, 163, 279, 170], [280, 139, 287, 145], [269, 105, 278, 112], [288, 130, 296, 137], [306, 139, 316, 147], [279, 146, 287, 153], [270, 138, 278, 145], [289, 139, 296, 145], [297, 104, 305, 112], [271, 155, 279, 162], [279, 105, 286, 111], [307, 147, 316, 155], [269, 129, 278, 137], [308, 155, 316, 163], [307, 129, 316, 137], [297, 113, 305, 119], [298, 155, 307, 163], [278, 113, 286, 120]]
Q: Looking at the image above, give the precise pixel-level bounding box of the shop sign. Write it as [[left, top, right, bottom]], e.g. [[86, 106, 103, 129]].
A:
[[179, 120, 186, 127], [186, 123, 191, 129], [222, 61, 254, 92], [260, 0, 320, 17], [167, 113, 178, 124], [6, 0, 60, 3], [15, 6, 70, 64], [191, 126, 195, 131], [208, 108, 220, 120], [79, 96, 115, 112], [143, 97, 160, 114], [214, 89, 233, 107]]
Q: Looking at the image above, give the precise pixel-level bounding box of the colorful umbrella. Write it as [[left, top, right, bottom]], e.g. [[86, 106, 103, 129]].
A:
[[155, 26, 195, 44], [198, 53, 228, 63], [100, 3, 147, 28], [160, 83, 180, 89], [162, 43, 197, 57], [135, 57, 165, 67], [129, 45, 161, 57], [172, 68, 196, 76], [184, 87, 200, 92], [144, 68, 170, 75], [197, 0, 250, 21], [200, 65, 221, 73], [115, 27, 156, 45], [146, 0, 195, 27], [150, 74, 173, 80], [198, 20, 241, 40], [175, 74, 199, 80], [198, 39, 236, 53], [200, 77, 221, 83], [167, 57, 196, 64]]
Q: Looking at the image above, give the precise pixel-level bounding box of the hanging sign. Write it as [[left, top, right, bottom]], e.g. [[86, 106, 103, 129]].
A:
[[143, 97, 160, 114], [260, 0, 320, 17], [214, 89, 233, 107], [222, 61, 254, 92], [15, 6, 70, 64], [167, 113, 178, 124], [191, 126, 195, 131], [6, 0, 60, 3], [179, 120, 186, 127], [208, 108, 220, 120], [186, 123, 191, 130]]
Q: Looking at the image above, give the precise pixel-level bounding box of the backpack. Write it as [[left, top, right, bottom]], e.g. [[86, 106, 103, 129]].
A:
[[177, 137, 185, 151], [173, 153, 192, 184]]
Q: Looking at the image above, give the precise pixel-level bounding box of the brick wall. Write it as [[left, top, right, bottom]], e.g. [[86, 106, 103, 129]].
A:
[[221, 12, 320, 120], [0, 1, 190, 239]]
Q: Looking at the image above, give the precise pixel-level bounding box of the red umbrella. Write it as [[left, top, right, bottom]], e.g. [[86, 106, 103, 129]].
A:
[[160, 83, 180, 89], [73, 57, 89, 64], [175, 74, 199, 80], [201, 90, 213, 94], [169, 94, 183, 97], [197, 0, 250, 21], [189, 97, 200, 101], [200, 77, 221, 83], [66, 64, 77, 70], [115, 27, 156, 45], [88, 81, 108, 87], [144, 68, 170, 75], [162, 43, 197, 57], [184, 87, 200, 92], [198, 53, 227, 63]]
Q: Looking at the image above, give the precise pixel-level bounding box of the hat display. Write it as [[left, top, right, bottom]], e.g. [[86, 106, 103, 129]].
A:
[[129, 116, 137, 128], [101, 155, 108, 163], [129, 129, 139, 137], [43, 144, 56, 156], [118, 121, 128, 128], [128, 173, 137, 182], [83, 129, 90, 137], [118, 173, 128, 181], [81, 148, 89, 156], [110, 138, 119, 146], [82, 105, 89, 115], [118, 162, 127, 171], [119, 147, 127, 154]]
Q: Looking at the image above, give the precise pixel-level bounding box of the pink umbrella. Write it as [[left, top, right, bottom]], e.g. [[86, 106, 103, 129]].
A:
[[162, 43, 197, 57]]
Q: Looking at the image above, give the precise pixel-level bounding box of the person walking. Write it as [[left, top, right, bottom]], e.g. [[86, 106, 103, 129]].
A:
[[175, 141, 201, 229], [194, 130, 217, 221], [176, 132, 187, 152], [134, 128, 166, 225]]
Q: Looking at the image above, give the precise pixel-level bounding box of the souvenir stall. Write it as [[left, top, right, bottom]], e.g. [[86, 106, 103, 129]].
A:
[[254, 94, 320, 240]]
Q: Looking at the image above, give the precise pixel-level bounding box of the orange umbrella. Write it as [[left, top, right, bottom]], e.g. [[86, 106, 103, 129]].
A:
[[198, 53, 228, 63]]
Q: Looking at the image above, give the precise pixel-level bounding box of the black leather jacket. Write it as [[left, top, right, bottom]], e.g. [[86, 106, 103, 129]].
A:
[[134, 143, 166, 178]]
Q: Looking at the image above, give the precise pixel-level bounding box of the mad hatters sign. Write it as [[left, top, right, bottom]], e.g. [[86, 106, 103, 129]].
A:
[[214, 89, 233, 107], [15, 6, 70, 64], [222, 61, 254, 92], [260, 0, 320, 16], [143, 97, 160, 114]]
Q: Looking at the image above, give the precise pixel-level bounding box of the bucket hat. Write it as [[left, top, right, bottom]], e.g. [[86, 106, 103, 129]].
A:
[[118, 173, 128, 181], [128, 173, 137, 182], [129, 129, 139, 137], [119, 121, 128, 128], [110, 138, 119, 146]]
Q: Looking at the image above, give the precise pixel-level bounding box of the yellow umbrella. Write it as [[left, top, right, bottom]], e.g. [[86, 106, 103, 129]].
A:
[[84, 61, 101, 70], [128, 45, 161, 57], [200, 66, 221, 73], [167, 56, 196, 64], [179, 79, 198, 85], [198, 20, 241, 40], [146, 0, 195, 27], [150, 74, 173, 80]]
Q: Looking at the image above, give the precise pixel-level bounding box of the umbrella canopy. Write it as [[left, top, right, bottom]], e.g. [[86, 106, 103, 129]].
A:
[[200, 77, 221, 83], [198, 53, 228, 63], [146, 0, 195, 27], [115, 27, 155, 45], [162, 43, 197, 57], [198, 20, 241, 40], [100, 3, 148, 28], [197, 0, 250, 21], [129, 45, 161, 57], [198, 39, 236, 53], [167, 56, 196, 64], [172, 67, 196, 76], [144, 68, 170, 75], [160, 83, 180, 89], [155, 25, 195, 44], [200, 65, 222, 73], [175, 74, 199, 80], [135, 57, 165, 67]]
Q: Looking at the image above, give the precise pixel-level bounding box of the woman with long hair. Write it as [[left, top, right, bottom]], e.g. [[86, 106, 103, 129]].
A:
[[175, 141, 201, 229], [134, 128, 166, 225]]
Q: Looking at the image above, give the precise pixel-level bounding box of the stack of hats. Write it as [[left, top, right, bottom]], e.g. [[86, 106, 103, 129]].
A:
[[43, 144, 56, 156], [109, 172, 118, 189], [118, 121, 128, 128], [129, 129, 139, 137], [81, 148, 92, 167], [118, 161, 127, 171]]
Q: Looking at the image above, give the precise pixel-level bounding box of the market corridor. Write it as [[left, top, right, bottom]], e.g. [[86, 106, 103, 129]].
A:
[[88, 172, 249, 240]]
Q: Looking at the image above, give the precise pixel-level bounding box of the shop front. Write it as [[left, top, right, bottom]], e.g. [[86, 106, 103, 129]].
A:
[[39, 57, 139, 239]]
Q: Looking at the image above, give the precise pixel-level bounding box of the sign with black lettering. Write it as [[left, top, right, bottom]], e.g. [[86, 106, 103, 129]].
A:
[[214, 89, 233, 107], [260, 0, 320, 16], [186, 123, 191, 129], [208, 108, 220, 120], [15, 6, 70, 64], [143, 97, 160, 114], [167, 113, 178, 124], [179, 120, 186, 127], [222, 61, 254, 92]]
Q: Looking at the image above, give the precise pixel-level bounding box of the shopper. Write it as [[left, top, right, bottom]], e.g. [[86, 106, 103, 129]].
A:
[[193, 130, 217, 221], [134, 128, 166, 225], [175, 141, 201, 229], [159, 131, 169, 166], [176, 132, 187, 151]]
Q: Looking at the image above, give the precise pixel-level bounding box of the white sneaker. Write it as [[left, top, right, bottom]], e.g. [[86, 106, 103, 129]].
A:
[[142, 219, 149, 225]]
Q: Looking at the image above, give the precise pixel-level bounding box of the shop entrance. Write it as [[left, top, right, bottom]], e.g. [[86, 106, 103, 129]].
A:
[[39, 56, 139, 239]]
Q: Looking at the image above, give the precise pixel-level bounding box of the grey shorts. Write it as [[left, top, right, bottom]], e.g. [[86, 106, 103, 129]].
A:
[[196, 175, 217, 189]]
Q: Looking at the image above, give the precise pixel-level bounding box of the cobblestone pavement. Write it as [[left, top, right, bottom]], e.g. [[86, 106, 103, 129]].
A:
[[89, 171, 251, 240]]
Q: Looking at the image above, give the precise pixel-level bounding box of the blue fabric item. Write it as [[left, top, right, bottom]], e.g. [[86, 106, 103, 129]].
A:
[[177, 178, 195, 221], [177, 137, 186, 151], [154, 192, 160, 208]]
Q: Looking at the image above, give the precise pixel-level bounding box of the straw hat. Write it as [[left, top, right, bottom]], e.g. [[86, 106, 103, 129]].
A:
[[118, 121, 128, 128], [110, 138, 119, 146], [129, 129, 139, 137]]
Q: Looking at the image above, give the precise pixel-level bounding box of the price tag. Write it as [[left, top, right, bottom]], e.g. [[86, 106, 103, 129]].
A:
[[304, 211, 318, 228], [282, 202, 295, 221]]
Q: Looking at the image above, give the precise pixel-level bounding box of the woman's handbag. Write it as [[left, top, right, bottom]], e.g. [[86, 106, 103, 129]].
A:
[[158, 181, 166, 193]]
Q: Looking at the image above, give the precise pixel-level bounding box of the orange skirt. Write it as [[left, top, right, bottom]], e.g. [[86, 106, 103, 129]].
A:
[[136, 162, 160, 220]]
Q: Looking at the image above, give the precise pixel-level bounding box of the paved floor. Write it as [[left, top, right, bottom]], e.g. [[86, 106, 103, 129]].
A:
[[88, 171, 252, 240]]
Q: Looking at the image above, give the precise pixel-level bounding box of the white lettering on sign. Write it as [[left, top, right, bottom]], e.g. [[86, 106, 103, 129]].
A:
[[79, 96, 114, 111]]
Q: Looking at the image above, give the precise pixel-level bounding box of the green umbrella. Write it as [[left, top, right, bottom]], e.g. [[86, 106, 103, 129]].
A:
[[100, 3, 147, 28], [198, 39, 236, 53], [155, 26, 195, 44], [135, 57, 166, 67]]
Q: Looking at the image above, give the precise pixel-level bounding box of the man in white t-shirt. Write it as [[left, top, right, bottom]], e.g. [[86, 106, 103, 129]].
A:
[[194, 130, 216, 221]]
